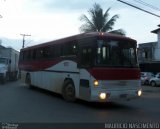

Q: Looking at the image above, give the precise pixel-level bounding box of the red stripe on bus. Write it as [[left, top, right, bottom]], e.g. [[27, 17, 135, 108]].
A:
[[89, 68, 140, 80], [19, 60, 140, 81], [19, 59, 61, 71]]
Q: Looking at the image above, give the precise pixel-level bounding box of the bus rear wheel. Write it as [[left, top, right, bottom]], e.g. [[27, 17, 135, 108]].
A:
[[62, 80, 76, 102], [25, 74, 31, 87]]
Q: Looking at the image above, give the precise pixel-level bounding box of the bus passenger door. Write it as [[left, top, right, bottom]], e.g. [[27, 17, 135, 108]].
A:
[[78, 45, 93, 101]]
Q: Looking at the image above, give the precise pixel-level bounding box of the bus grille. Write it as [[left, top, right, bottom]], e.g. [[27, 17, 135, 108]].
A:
[[101, 80, 140, 90]]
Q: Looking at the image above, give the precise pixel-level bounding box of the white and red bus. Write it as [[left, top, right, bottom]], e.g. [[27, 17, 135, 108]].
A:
[[19, 32, 142, 102]]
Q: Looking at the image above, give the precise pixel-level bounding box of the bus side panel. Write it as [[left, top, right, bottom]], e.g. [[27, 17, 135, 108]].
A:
[[31, 71, 43, 88], [42, 71, 64, 92], [79, 69, 91, 101], [44, 60, 80, 95]]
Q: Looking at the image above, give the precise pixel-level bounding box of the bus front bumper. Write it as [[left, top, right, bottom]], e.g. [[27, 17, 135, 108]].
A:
[[90, 89, 142, 102]]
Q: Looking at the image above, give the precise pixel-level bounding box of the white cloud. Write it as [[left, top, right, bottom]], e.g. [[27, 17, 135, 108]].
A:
[[111, 6, 159, 43], [0, 0, 160, 50]]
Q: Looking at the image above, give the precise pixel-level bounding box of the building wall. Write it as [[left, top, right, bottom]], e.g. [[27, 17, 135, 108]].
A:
[[158, 31, 160, 47], [139, 26, 160, 72], [154, 31, 160, 61], [154, 48, 160, 60], [138, 42, 156, 63], [0, 45, 5, 49]]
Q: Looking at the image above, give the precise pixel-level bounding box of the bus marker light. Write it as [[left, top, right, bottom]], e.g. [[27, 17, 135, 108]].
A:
[[99, 93, 106, 100], [94, 80, 99, 87], [99, 32, 104, 36]]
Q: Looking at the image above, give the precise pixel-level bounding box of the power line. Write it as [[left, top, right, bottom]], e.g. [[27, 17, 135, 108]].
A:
[[20, 34, 31, 48], [117, 0, 160, 18], [25, 40, 33, 47], [132, 0, 160, 12]]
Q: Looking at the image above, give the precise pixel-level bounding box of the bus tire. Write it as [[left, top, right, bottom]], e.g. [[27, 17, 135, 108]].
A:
[[62, 80, 76, 102], [25, 74, 32, 87]]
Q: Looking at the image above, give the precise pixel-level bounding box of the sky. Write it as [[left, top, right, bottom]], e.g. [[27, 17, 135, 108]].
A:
[[0, 0, 160, 51]]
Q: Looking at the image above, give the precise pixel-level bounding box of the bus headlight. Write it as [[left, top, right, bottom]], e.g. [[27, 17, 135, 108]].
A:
[[138, 90, 142, 96], [94, 80, 99, 87], [99, 93, 106, 100]]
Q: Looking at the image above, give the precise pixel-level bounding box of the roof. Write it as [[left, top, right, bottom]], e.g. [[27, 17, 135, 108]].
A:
[[0, 45, 6, 49], [151, 24, 160, 34], [139, 42, 157, 45], [138, 42, 157, 48], [21, 32, 136, 51], [151, 28, 160, 34]]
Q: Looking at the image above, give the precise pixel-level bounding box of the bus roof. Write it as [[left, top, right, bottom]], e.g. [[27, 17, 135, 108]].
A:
[[21, 32, 136, 51]]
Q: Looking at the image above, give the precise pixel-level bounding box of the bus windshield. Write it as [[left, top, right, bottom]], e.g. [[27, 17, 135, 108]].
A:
[[95, 39, 138, 67]]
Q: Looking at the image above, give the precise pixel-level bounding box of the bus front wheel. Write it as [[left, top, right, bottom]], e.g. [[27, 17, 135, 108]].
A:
[[62, 80, 76, 102]]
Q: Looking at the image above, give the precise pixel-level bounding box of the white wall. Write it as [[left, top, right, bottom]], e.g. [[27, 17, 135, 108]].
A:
[[158, 31, 160, 48], [154, 30, 160, 61]]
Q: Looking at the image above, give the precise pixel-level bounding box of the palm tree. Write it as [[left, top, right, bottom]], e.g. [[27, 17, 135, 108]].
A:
[[79, 3, 125, 35]]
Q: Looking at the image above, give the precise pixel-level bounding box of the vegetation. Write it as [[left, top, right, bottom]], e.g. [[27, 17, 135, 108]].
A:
[[79, 3, 125, 35]]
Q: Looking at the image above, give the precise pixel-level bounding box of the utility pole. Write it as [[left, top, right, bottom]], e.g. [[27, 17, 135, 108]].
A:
[[20, 34, 31, 48]]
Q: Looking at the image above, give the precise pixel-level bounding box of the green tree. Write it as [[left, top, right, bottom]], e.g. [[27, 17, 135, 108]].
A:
[[79, 3, 125, 35]]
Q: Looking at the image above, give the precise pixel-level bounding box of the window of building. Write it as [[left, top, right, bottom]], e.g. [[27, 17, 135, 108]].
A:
[[142, 51, 148, 59]]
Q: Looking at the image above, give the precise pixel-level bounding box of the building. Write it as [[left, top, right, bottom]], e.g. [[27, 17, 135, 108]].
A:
[[138, 25, 160, 73], [0, 44, 5, 49], [138, 42, 157, 63], [151, 24, 160, 61], [0, 44, 7, 56]]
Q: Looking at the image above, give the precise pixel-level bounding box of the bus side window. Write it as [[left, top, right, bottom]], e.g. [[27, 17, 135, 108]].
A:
[[35, 48, 43, 59], [27, 50, 31, 60], [42, 47, 52, 59], [79, 46, 93, 67], [54, 45, 62, 58], [23, 51, 28, 61], [19, 51, 23, 61], [63, 42, 77, 56], [32, 49, 36, 60], [48, 46, 55, 58]]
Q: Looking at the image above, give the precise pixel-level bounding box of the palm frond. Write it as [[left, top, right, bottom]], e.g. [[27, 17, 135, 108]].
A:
[[88, 3, 104, 31], [101, 14, 119, 32], [103, 7, 110, 23], [79, 24, 97, 32], [79, 14, 96, 32], [79, 3, 125, 34], [109, 29, 126, 36]]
